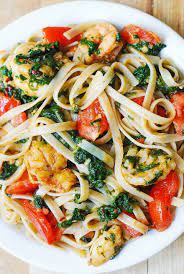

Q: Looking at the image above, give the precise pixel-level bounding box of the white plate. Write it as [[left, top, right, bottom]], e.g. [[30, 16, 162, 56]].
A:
[[0, 1, 184, 273]]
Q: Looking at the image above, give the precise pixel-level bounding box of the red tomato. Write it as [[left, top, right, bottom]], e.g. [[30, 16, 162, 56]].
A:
[[21, 200, 63, 244], [0, 92, 27, 126], [77, 99, 109, 141], [11, 112, 27, 127], [170, 93, 184, 135], [6, 171, 38, 195], [46, 212, 63, 242], [43, 27, 82, 47], [121, 211, 142, 238], [0, 92, 20, 116], [132, 96, 145, 106], [120, 24, 161, 45], [148, 171, 179, 231], [157, 105, 167, 117]]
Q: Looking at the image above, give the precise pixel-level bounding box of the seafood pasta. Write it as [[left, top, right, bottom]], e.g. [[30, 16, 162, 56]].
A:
[[0, 22, 184, 266]]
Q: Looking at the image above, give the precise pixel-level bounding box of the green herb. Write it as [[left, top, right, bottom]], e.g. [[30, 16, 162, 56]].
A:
[[123, 134, 145, 146], [133, 34, 139, 39], [146, 171, 163, 185], [74, 193, 81, 204], [133, 64, 150, 86], [53, 133, 70, 149], [58, 208, 90, 228], [33, 195, 45, 209], [97, 192, 134, 222], [110, 245, 123, 260], [90, 118, 102, 126], [116, 32, 121, 42], [81, 236, 92, 243], [73, 147, 90, 164], [69, 130, 83, 144], [150, 149, 165, 157], [72, 104, 80, 114], [80, 38, 99, 56], [182, 130, 184, 134], [125, 156, 139, 164], [97, 205, 120, 222], [87, 158, 112, 190], [136, 162, 159, 172], [0, 66, 12, 79], [0, 162, 18, 180], [110, 233, 115, 243], [156, 76, 178, 96], [18, 74, 27, 81], [127, 115, 133, 120], [129, 41, 166, 56], [113, 192, 134, 213], [41, 103, 64, 122], [115, 102, 121, 109], [2, 85, 37, 104], [16, 138, 28, 144]]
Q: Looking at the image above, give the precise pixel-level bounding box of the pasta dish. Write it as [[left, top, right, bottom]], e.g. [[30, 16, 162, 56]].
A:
[[0, 22, 184, 266]]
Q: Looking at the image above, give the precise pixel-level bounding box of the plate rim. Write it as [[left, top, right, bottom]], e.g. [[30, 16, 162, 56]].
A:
[[0, 1, 184, 273]]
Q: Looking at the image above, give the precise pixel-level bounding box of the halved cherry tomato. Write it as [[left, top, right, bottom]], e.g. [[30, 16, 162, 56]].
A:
[[132, 96, 145, 106], [0, 92, 27, 126], [21, 200, 63, 244], [120, 211, 142, 238], [170, 93, 184, 135], [148, 170, 179, 231], [43, 27, 82, 48], [77, 99, 109, 141], [46, 211, 63, 242], [120, 24, 161, 45], [6, 171, 38, 195], [11, 112, 27, 127], [132, 96, 166, 118], [0, 92, 20, 116]]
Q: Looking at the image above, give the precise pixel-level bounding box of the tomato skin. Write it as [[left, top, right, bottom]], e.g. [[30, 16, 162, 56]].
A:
[[6, 171, 38, 195], [170, 93, 184, 135], [43, 27, 82, 47], [120, 24, 161, 45], [21, 200, 63, 244], [148, 171, 179, 231], [21, 200, 54, 244], [0, 92, 20, 116], [77, 99, 109, 141], [121, 211, 142, 238], [132, 96, 145, 106], [0, 92, 27, 126], [11, 112, 27, 127], [46, 212, 63, 242]]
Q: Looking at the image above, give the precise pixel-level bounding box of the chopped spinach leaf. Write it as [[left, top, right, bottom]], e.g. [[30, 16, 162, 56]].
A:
[[146, 171, 163, 185], [41, 103, 64, 122], [0, 66, 12, 79], [58, 208, 90, 228], [80, 38, 99, 56], [129, 41, 166, 56], [116, 33, 121, 42], [33, 195, 45, 209], [0, 162, 17, 180], [136, 163, 159, 172], [133, 64, 150, 86], [97, 192, 134, 222]]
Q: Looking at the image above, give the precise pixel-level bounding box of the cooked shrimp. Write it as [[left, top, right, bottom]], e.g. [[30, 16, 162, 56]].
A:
[[73, 23, 123, 64], [122, 146, 176, 186], [8, 42, 61, 97], [24, 140, 77, 192], [89, 225, 123, 266]]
